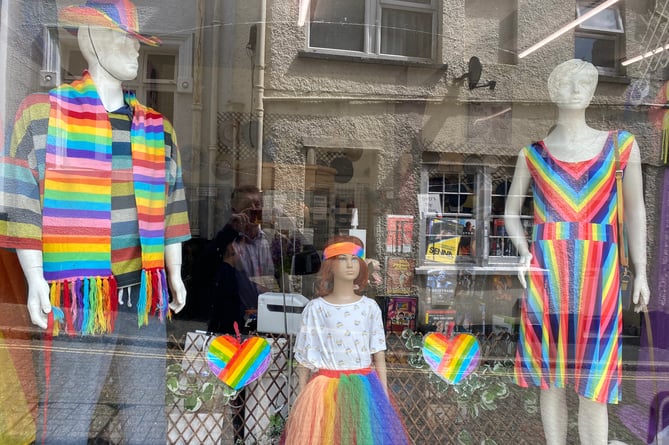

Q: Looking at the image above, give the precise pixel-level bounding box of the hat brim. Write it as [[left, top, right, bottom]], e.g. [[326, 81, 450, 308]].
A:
[[59, 6, 161, 46]]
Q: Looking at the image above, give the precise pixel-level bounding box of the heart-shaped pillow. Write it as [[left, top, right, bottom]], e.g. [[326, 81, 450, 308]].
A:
[[207, 335, 271, 390], [422, 332, 480, 384]]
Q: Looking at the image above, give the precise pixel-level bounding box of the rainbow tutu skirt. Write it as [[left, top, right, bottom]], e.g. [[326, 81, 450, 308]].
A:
[[283, 368, 410, 445]]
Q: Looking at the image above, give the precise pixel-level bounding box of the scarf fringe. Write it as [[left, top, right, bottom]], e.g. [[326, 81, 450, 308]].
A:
[[47, 276, 119, 336], [137, 268, 170, 328]]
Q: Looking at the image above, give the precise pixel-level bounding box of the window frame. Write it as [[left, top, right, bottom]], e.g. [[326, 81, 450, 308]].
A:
[[576, 0, 624, 34], [419, 160, 533, 270], [306, 0, 438, 63], [574, 1, 625, 76]]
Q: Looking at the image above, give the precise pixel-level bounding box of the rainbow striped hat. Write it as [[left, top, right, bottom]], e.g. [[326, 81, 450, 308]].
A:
[[59, 0, 161, 46]]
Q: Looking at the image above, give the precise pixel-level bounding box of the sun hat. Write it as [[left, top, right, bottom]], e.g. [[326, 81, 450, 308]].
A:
[[59, 0, 161, 46]]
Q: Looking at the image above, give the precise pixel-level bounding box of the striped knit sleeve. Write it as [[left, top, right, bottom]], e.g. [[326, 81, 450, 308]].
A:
[[0, 94, 50, 250], [163, 120, 191, 244]]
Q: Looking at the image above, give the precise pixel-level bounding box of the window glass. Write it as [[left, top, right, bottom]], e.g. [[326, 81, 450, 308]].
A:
[[1, 1, 665, 444], [577, 1, 624, 33], [380, 8, 433, 58], [309, 0, 365, 51], [146, 53, 177, 81], [309, 0, 435, 59], [575, 34, 617, 70]]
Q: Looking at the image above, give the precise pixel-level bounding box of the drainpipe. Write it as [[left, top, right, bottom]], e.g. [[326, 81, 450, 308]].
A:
[[207, 0, 222, 239], [189, 0, 205, 237], [255, 0, 267, 191]]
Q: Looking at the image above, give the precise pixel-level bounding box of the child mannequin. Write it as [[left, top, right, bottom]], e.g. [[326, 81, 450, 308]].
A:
[[283, 235, 410, 444]]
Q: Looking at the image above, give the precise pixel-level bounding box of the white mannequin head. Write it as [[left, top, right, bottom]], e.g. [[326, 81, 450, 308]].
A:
[[547, 59, 599, 110], [77, 25, 140, 82]]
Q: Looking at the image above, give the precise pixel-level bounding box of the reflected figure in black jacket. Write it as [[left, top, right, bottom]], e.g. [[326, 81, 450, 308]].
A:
[[207, 224, 255, 335]]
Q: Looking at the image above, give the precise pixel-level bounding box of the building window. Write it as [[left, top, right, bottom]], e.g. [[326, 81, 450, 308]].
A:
[[308, 0, 437, 61], [574, 0, 624, 76], [420, 162, 533, 267]]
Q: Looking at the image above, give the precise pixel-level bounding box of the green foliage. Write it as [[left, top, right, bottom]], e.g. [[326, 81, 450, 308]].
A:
[[401, 328, 539, 444], [165, 362, 238, 413]]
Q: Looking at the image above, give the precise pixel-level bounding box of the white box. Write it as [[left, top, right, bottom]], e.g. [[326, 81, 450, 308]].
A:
[[257, 292, 309, 335]]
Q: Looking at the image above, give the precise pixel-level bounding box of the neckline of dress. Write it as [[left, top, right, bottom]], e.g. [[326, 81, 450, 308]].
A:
[[538, 130, 612, 164]]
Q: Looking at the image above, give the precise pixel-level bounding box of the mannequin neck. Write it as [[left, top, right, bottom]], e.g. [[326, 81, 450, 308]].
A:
[[88, 65, 126, 112], [553, 108, 590, 136], [543, 106, 607, 160], [325, 278, 359, 303]]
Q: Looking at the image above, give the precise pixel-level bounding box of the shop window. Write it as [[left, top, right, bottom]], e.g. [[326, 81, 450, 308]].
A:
[[424, 171, 477, 265], [489, 169, 533, 261], [421, 162, 532, 267], [308, 0, 437, 61], [574, 0, 625, 76]]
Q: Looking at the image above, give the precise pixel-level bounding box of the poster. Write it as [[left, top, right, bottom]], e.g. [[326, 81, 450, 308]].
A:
[[385, 257, 415, 295], [425, 309, 457, 335], [425, 217, 475, 263], [426, 269, 456, 306], [386, 215, 414, 253], [384, 296, 418, 333]]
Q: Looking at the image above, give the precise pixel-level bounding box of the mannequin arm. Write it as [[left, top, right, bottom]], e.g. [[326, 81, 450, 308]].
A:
[[165, 242, 187, 313], [504, 151, 533, 288], [373, 351, 388, 394], [296, 364, 311, 394], [622, 141, 650, 311], [16, 249, 51, 329]]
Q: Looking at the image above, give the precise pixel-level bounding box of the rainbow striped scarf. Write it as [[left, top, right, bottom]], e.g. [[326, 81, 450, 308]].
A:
[[43, 72, 169, 335]]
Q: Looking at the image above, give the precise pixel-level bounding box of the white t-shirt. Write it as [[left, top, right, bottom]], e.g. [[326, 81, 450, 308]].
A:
[[294, 296, 387, 371]]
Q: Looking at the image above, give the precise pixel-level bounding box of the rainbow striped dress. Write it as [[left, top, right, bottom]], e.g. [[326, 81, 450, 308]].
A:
[[514, 130, 633, 404]]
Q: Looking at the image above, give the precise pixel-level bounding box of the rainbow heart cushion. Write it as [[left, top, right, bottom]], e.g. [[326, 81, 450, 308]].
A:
[[207, 335, 271, 390], [422, 332, 480, 384]]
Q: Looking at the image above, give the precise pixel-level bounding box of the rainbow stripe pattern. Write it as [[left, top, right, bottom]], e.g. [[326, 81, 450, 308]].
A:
[[284, 369, 410, 444], [515, 131, 633, 404], [323, 241, 365, 260], [58, 0, 161, 46], [42, 71, 167, 335], [422, 333, 480, 384], [207, 335, 271, 390]]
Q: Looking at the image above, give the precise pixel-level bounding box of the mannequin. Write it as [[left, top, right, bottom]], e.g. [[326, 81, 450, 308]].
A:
[[505, 59, 649, 445], [18, 25, 186, 331], [0, 1, 191, 442], [283, 235, 410, 444]]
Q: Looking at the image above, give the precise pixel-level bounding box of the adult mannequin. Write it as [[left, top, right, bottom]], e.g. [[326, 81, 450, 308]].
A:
[[0, 1, 191, 443], [19, 25, 186, 330], [505, 59, 649, 445]]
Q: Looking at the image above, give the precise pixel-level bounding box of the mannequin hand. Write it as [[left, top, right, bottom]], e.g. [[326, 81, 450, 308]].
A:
[[168, 274, 187, 313], [17, 250, 51, 329], [165, 243, 186, 313], [517, 253, 532, 289], [633, 273, 650, 313], [26, 276, 51, 329]]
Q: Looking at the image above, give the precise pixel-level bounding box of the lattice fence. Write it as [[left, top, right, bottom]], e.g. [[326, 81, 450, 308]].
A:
[[164, 330, 641, 445]]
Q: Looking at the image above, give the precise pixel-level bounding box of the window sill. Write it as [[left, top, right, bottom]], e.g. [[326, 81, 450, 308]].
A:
[[297, 50, 447, 71], [415, 263, 525, 275], [596, 73, 631, 85]]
